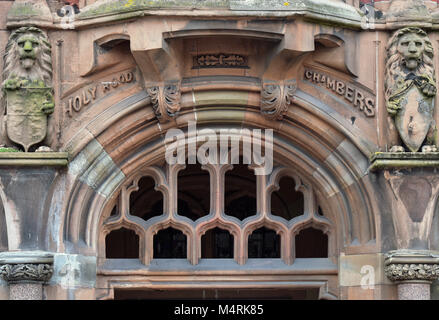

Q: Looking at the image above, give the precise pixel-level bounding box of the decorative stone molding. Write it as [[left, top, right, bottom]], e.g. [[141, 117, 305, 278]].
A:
[[260, 80, 296, 120], [385, 250, 439, 283], [0, 251, 54, 284], [146, 83, 181, 123], [385, 263, 439, 282], [369, 152, 439, 171], [384, 27, 437, 152], [0, 264, 53, 284]]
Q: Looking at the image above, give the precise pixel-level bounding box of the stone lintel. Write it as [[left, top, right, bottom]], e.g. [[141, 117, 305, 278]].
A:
[[384, 250, 439, 283], [369, 152, 439, 172], [0, 152, 69, 167]]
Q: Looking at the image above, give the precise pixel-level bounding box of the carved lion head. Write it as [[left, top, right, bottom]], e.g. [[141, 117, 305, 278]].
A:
[[2, 27, 52, 86], [385, 27, 435, 100]]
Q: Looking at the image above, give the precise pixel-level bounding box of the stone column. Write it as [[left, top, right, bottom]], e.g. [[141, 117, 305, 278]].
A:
[[0, 251, 54, 300], [385, 250, 439, 300]]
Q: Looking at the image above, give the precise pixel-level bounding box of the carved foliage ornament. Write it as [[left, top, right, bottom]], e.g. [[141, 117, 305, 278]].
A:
[[260, 80, 297, 120], [385, 263, 439, 282], [385, 27, 437, 152], [146, 83, 181, 123], [0, 263, 53, 283], [2, 26, 54, 152]]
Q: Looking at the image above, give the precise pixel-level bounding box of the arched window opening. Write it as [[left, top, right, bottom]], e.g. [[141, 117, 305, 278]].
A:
[[271, 176, 304, 220], [105, 228, 139, 259], [318, 206, 324, 217], [248, 227, 280, 258], [130, 176, 163, 221], [295, 228, 328, 258], [178, 164, 210, 220], [153, 228, 187, 259], [225, 164, 256, 220], [201, 227, 234, 258]]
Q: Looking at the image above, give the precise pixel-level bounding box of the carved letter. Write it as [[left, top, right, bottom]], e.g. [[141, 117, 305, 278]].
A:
[[88, 86, 97, 100]]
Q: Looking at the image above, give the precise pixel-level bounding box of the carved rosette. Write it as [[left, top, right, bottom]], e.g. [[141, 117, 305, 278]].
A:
[[385, 250, 439, 283], [146, 82, 181, 123], [260, 80, 296, 120], [0, 263, 53, 284]]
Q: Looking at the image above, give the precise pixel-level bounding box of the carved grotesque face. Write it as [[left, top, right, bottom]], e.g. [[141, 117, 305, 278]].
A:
[[397, 33, 425, 70], [16, 33, 40, 70]]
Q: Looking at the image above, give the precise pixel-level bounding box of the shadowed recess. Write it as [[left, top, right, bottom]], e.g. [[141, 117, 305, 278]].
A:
[[153, 228, 187, 259], [105, 228, 139, 259], [225, 163, 256, 220], [178, 164, 210, 220], [295, 228, 328, 258], [202, 227, 234, 258], [130, 176, 163, 221], [0, 200, 7, 252], [271, 176, 304, 220], [248, 227, 280, 258]]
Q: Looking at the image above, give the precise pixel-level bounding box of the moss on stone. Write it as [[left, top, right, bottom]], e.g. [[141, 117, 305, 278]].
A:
[[7, 3, 41, 18], [79, 0, 229, 19], [0, 148, 20, 153]]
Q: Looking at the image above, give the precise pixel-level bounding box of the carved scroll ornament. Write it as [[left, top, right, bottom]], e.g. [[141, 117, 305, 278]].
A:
[[2, 26, 54, 152], [146, 83, 181, 123], [385, 27, 437, 152], [260, 80, 297, 120]]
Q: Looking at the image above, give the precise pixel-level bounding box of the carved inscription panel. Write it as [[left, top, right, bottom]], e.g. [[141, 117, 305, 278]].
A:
[[64, 70, 135, 117], [304, 68, 376, 117]]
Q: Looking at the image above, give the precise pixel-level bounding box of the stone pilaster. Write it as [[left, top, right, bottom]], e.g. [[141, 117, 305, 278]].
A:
[[0, 251, 54, 300], [384, 250, 439, 300]]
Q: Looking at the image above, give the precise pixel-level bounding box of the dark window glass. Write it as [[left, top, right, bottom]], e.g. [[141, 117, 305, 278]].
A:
[[295, 228, 328, 258], [106, 228, 139, 259], [271, 176, 304, 220], [154, 228, 187, 259], [248, 227, 280, 258], [201, 228, 234, 258]]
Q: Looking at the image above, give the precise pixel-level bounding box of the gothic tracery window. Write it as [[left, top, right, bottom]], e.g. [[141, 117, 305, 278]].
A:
[[101, 163, 332, 265]]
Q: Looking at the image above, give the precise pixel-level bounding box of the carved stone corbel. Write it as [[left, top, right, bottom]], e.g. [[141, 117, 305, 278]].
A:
[[260, 80, 296, 120], [146, 82, 181, 123]]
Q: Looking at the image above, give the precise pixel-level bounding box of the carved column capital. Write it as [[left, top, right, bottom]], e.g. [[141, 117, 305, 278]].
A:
[[385, 250, 439, 283], [260, 79, 296, 120], [0, 251, 54, 284]]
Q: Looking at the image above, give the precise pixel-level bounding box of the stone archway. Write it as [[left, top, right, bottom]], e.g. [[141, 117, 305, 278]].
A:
[[54, 83, 379, 299]]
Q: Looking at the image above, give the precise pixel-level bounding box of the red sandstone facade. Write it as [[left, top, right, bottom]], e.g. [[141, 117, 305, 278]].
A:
[[0, 0, 438, 300]]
